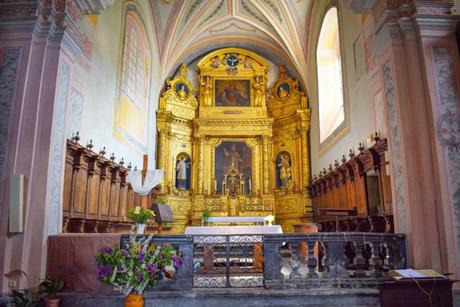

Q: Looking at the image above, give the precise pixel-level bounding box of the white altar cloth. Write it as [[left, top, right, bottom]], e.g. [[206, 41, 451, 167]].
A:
[[184, 225, 283, 235], [207, 216, 266, 223]]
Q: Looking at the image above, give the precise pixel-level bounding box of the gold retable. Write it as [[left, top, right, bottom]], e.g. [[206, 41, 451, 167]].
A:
[[156, 48, 312, 234]]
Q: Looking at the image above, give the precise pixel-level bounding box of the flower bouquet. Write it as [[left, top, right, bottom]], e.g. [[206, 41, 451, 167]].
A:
[[96, 234, 183, 306], [127, 207, 155, 234]]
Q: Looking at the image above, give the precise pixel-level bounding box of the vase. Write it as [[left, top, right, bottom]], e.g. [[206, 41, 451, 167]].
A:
[[125, 293, 144, 307], [44, 297, 61, 307], [136, 224, 145, 235]]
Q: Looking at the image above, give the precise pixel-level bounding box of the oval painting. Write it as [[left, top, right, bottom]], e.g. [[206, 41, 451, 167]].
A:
[[276, 83, 291, 100], [175, 82, 189, 99]]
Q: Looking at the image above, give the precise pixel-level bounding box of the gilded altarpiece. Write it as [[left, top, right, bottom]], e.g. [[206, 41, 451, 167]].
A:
[[156, 49, 312, 233], [268, 65, 312, 232]]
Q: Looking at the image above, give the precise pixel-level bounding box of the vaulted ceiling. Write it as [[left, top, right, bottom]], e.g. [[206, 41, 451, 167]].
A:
[[149, 0, 314, 87]]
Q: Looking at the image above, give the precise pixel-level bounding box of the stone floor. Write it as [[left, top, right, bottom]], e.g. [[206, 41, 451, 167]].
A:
[[1, 288, 459, 306], [57, 288, 381, 307]]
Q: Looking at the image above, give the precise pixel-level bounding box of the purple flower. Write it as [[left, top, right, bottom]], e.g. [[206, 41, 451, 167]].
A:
[[137, 252, 145, 260], [97, 264, 113, 278], [172, 256, 183, 267], [120, 249, 130, 257], [136, 273, 144, 282], [101, 246, 113, 254], [146, 263, 157, 276]]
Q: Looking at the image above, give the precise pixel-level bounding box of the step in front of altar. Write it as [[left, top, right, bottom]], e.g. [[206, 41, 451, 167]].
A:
[[55, 288, 383, 307]]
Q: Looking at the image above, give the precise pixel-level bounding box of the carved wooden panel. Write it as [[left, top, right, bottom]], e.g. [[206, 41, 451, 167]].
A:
[[62, 139, 157, 232], [309, 139, 390, 221]]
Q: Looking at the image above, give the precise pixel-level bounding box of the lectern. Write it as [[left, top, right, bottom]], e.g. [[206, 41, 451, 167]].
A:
[[152, 203, 174, 234]]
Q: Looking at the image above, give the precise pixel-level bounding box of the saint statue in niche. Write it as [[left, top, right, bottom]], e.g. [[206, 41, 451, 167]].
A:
[[175, 155, 190, 190], [276, 152, 293, 191]]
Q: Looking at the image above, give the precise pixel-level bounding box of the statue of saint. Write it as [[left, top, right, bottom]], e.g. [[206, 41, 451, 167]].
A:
[[277, 153, 292, 188], [200, 76, 213, 106], [210, 56, 220, 68], [244, 56, 253, 69], [176, 156, 189, 190], [253, 76, 265, 106]]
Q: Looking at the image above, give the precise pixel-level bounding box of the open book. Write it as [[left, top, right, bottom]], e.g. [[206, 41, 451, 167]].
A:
[[388, 269, 447, 280]]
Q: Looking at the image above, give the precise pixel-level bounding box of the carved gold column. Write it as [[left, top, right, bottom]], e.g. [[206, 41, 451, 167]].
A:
[[157, 127, 170, 192], [300, 129, 309, 188], [262, 136, 270, 194], [198, 138, 205, 195]]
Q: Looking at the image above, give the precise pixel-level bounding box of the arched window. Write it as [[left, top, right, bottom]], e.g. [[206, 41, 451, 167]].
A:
[[115, 9, 151, 151], [316, 7, 345, 143]]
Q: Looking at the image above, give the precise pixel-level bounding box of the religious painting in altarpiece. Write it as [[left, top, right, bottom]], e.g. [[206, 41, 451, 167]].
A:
[[156, 48, 312, 234]]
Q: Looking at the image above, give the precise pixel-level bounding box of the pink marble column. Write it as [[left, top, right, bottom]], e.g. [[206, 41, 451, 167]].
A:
[[0, 0, 93, 292], [415, 8, 460, 282], [360, 0, 460, 283]]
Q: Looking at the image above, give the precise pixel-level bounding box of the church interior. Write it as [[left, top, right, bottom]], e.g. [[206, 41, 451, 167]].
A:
[[0, 0, 460, 306]]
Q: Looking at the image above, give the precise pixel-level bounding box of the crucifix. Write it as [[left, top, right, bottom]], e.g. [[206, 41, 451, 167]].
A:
[[141, 154, 149, 209]]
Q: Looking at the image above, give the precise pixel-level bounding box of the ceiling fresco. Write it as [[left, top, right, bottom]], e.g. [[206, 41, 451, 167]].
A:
[[149, 0, 314, 87]]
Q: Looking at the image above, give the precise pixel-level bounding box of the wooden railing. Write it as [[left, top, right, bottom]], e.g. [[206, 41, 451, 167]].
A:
[[63, 138, 154, 233]]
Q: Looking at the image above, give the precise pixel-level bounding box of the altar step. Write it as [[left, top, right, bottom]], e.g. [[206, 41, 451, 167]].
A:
[[59, 288, 381, 307]]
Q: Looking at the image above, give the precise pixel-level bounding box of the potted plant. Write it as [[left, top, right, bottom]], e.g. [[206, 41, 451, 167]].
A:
[[39, 276, 64, 307], [96, 234, 183, 307], [11, 288, 40, 307], [202, 210, 211, 226], [157, 198, 167, 205], [127, 206, 155, 234]]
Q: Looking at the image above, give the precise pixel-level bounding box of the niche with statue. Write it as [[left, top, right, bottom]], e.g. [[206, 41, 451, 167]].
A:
[[276, 151, 293, 191], [175, 153, 191, 191]]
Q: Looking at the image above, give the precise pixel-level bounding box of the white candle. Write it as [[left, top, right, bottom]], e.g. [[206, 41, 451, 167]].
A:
[[214, 180, 217, 191], [249, 179, 252, 192]]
